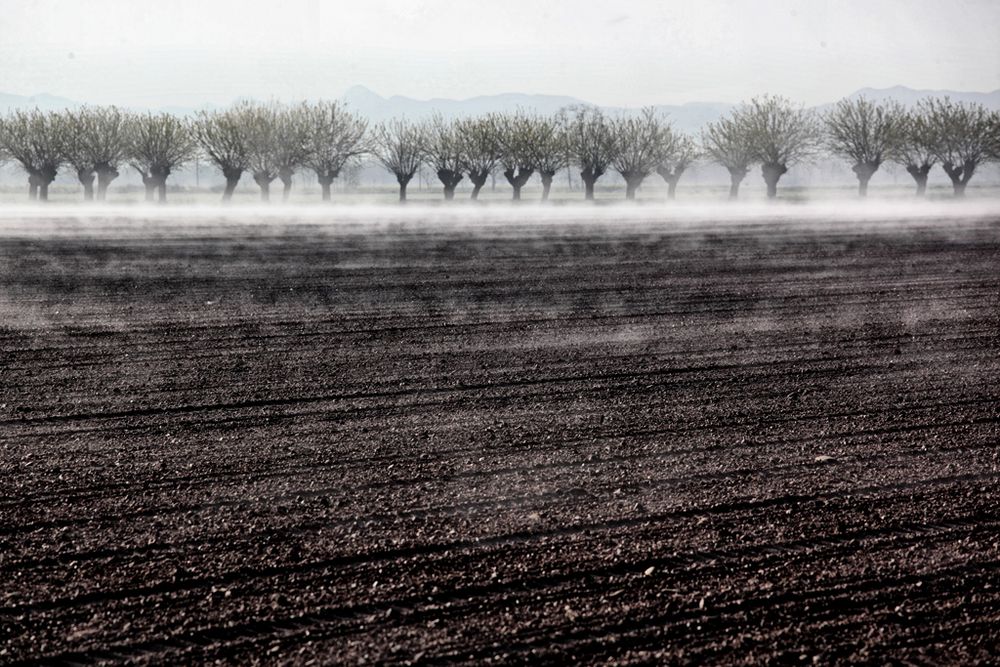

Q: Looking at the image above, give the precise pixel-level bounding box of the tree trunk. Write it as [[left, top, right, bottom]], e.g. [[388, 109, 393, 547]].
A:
[[948, 173, 966, 196], [37, 169, 56, 202], [961, 162, 976, 192], [656, 166, 683, 200], [580, 167, 602, 200], [727, 167, 747, 200], [28, 173, 39, 201], [138, 172, 155, 201], [221, 167, 242, 202], [149, 166, 171, 204], [503, 168, 533, 201], [96, 167, 118, 201], [954, 160, 976, 196], [222, 178, 239, 202], [396, 172, 413, 202], [317, 173, 335, 202], [468, 171, 488, 200], [279, 167, 294, 202], [252, 172, 273, 202], [540, 172, 554, 201], [623, 172, 645, 200], [761, 162, 788, 199], [254, 174, 272, 202], [852, 162, 879, 197], [436, 169, 462, 200], [942, 163, 967, 197], [77, 169, 96, 201], [906, 164, 930, 197]]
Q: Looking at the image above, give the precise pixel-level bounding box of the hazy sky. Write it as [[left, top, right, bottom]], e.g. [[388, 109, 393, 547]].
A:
[[1, 0, 998, 108]]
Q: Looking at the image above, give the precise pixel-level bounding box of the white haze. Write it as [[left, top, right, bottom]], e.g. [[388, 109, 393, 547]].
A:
[[0, 201, 997, 239], [0, 0, 998, 108]]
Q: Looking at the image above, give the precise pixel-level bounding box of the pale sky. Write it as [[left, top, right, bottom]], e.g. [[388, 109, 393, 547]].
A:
[[1, 0, 998, 108]]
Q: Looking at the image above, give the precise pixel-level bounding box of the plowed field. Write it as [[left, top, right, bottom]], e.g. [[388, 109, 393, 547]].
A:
[[2, 212, 998, 664]]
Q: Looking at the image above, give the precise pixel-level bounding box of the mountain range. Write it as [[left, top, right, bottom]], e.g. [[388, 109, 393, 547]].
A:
[[2, 85, 999, 135]]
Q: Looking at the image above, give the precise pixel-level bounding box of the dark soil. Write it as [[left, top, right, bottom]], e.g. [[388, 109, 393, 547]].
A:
[[1, 214, 998, 665]]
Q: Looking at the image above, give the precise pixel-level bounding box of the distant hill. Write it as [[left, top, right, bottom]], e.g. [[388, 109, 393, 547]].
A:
[[342, 85, 589, 120], [1, 85, 997, 136], [338, 86, 737, 134], [349, 84, 1000, 133], [0, 92, 80, 112], [843, 85, 1000, 109]]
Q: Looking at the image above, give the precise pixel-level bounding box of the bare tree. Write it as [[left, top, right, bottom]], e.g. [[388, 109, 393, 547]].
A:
[[890, 108, 937, 196], [238, 101, 311, 202], [655, 132, 698, 200], [128, 112, 197, 203], [241, 102, 283, 202], [988, 112, 1000, 162], [62, 106, 131, 201], [533, 113, 569, 201], [424, 114, 464, 200], [608, 108, 672, 200], [302, 101, 368, 202], [824, 97, 904, 197], [990, 112, 1000, 162], [702, 114, 755, 199], [739, 95, 820, 198], [457, 115, 503, 200], [195, 107, 251, 202], [275, 102, 311, 202], [0, 109, 67, 201], [566, 106, 616, 200], [62, 119, 97, 202], [373, 118, 427, 202], [922, 97, 995, 196], [91, 107, 130, 201], [497, 112, 543, 200]]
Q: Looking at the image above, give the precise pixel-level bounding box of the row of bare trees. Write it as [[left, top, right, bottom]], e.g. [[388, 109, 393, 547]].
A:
[[0, 107, 191, 202], [0, 102, 367, 203], [191, 101, 369, 203], [1, 96, 998, 202], [709, 96, 1000, 198]]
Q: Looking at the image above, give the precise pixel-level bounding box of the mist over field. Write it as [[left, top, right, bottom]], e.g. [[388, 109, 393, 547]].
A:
[[1, 199, 999, 228]]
